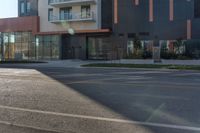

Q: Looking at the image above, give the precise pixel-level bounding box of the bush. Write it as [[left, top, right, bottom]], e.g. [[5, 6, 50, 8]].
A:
[[143, 51, 152, 59], [161, 52, 178, 59], [177, 55, 192, 60]]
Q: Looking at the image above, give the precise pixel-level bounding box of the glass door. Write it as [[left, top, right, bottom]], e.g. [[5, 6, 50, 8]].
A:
[[81, 5, 91, 19], [60, 7, 72, 20]]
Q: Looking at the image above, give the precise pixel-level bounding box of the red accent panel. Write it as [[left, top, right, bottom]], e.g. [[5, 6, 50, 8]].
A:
[[187, 19, 192, 40], [135, 0, 139, 5], [169, 0, 174, 21], [149, 0, 154, 22], [114, 0, 118, 24]]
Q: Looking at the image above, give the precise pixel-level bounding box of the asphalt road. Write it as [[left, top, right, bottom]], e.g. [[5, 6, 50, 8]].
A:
[[0, 65, 200, 133]]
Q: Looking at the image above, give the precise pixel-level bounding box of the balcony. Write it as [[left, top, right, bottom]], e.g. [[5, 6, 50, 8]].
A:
[[49, 12, 96, 23], [49, 0, 96, 7]]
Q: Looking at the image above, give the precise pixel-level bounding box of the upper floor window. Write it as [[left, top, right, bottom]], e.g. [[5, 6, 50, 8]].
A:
[[60, 7, 72, 20], [48, 9, 53, 21], [48, 0, 53, 5], [81, 5, 91, 19], [20, 2, 25, 14], [194, 0, 200, 18], [27, 1, 31, 13]]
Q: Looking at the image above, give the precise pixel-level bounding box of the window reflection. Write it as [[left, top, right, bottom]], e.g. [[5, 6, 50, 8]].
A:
[[0, 32, 60, 60]]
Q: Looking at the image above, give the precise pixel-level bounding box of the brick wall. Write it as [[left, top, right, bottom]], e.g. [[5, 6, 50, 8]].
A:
[[0, 16, 39, 34]]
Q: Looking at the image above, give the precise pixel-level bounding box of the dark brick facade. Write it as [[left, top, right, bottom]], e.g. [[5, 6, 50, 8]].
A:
[[0, 16, 40, 34]]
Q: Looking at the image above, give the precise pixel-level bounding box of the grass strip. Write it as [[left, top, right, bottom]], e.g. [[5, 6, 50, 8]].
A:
[[82, 63, 200, 70]]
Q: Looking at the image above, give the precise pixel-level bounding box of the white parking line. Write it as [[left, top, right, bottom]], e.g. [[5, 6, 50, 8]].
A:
[[0, 120, 61, 133], [0, 105, 200, 132]]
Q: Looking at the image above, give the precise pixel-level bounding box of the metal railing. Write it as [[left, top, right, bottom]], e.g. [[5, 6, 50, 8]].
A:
[[49, 0, 95, 4], [49, 12, 95, 22]]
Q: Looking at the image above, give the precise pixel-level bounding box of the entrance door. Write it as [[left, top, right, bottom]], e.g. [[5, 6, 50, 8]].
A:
[[73, 47, 81, 59]]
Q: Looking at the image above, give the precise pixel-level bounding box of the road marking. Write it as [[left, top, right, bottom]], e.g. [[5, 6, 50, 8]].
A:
[[65, 76, 152, 84], [0, 120, 62, 133], [0, 105, 200, 131], [111, 71, 172, 75], [174, 73, 200, 76]]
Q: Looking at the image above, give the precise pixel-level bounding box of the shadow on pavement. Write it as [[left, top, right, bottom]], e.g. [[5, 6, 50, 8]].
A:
[[0, 64, 199, 133]]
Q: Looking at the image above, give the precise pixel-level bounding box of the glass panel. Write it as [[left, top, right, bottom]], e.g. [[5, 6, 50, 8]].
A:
[[3, 33, 9, 60], [21, 42, 29, 60], [36, 37, 43, 60], [20, 2, 25, 14], [29, 37, 36, 60], [60, 7, 72, 20], [0, 33, 2, 60], [27, 2, 31, 13], [15, 32, 22, 43], [88, 37, 112, 59], [52, 42, 59, 59], [15, 43, 22, 60], [43, 41, 51, 60], [48, 9, 53, 21], [52, 35, 60, 59], [127, 40, 134, 56], [81, 5, 91, 18]]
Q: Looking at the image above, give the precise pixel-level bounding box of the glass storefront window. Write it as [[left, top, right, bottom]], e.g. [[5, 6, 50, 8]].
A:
[[88, 37, 112, 59], [15, 43, 22, 60], [35, 35, 60, 60], [127, 40, 134, 56], [0, 32, 60, 60], [43, 41, 51, 60]]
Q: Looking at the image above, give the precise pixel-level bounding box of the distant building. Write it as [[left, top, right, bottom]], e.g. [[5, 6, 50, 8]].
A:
[[0, 0, 200, 60]]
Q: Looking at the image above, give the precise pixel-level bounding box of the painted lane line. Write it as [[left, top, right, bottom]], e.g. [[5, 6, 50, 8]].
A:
[[0, 105, 200, 131], [0, 120, 63, 133]]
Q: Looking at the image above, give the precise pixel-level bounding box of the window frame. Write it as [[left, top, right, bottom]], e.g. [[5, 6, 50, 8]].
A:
[[48, 8, 53, 21], [81, 5, 91, 19]]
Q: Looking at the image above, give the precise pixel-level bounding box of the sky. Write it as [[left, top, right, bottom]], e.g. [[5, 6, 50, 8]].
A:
[[0, 0, 18, 18]]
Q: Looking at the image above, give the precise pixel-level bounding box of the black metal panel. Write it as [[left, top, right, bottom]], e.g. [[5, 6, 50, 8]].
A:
[[101, 0, 113, 29], [113, 0, 200, 40], [61, 35, 87, 60]]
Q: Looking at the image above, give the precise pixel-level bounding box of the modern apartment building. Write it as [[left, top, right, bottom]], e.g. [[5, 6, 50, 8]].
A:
[[37, 0, 113, 60], [0, 0, 200, 61], [113, 0, 200, 58], [0, 0, 39, 60], [0, 0, 112, 60]]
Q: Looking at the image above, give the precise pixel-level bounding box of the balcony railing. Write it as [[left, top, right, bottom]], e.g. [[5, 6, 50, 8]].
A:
[[49, 12, 95, 23], [49, 0, 96, 7]]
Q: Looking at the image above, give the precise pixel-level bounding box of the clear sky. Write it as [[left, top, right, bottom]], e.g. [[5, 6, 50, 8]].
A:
[[0, 0, 18, 18]]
